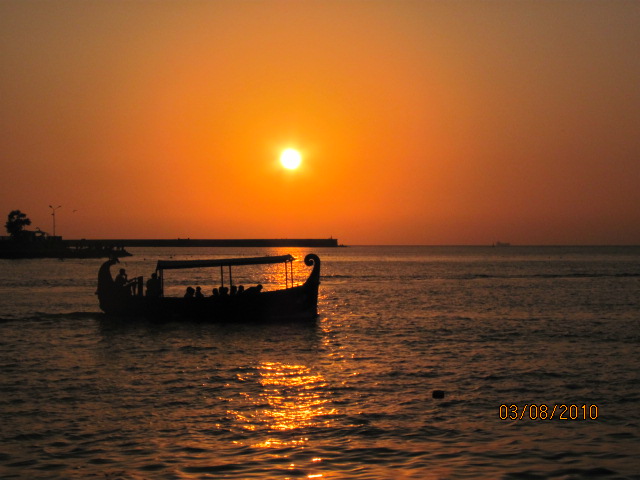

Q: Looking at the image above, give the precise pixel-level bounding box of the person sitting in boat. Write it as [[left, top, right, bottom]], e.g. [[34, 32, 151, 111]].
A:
[[115, 268, 134, 295], [115, 268, 128, 287], [146, 273, 161, 297], [237, 285, 245, 295], [195, 286, 204, 298], [184, 286, 195, 298], [230, 285, 237, 296], [219, 286, 229, 296], [245, 284, 263, 295], [211, 287, 219, 297]]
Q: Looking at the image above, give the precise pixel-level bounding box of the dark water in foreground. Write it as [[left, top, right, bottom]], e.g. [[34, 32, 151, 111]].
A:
[[0, 246, 639, 479]]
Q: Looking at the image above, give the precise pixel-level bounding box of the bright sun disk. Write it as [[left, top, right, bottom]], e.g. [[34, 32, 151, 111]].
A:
[[280, 149, 302, 170]]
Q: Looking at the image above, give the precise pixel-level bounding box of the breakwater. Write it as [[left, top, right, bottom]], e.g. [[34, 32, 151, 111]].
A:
[[63, 238, 339, 248], [0, 238, 131, 259]]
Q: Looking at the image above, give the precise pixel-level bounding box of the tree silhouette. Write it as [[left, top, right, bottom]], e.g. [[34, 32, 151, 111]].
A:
[[5, 210, 32, 239]]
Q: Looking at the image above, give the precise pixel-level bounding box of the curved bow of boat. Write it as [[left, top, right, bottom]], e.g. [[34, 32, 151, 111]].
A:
[[97, 258, 118, 293], [96, 257, 120, 311], [304, 253, 321, 287]]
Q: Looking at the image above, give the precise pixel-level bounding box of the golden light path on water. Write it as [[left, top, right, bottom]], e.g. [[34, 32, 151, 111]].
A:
[[229, 362, 337, 450]]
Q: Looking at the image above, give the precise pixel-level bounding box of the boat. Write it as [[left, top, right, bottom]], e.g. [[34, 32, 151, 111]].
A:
[[493, 241, 511, 247], [96, 253, 320, 322]]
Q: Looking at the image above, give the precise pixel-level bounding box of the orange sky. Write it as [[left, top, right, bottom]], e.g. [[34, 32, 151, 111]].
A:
[[1, 0, 639, 245]]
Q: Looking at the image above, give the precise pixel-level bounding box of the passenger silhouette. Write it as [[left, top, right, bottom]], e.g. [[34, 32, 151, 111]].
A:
[[195, 286, 204, 298], [115, 268, 128, 287], [115, 268, 134, 295], [184, 286, 195, 298], [146, 273, 161, 297], [245, 284, 263, 295]]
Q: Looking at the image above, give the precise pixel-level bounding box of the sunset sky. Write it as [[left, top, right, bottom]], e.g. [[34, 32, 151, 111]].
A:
[[1, 0, 639, 245]]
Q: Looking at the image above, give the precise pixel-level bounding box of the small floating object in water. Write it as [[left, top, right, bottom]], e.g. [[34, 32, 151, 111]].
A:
[[432, 390, 445, 399]]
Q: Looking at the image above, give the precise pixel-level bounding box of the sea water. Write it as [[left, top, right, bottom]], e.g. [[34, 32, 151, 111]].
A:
[[0, 246, 639, 479]]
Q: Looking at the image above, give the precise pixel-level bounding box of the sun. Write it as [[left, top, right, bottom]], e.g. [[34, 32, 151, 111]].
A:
[[280, 148, 302, 170]]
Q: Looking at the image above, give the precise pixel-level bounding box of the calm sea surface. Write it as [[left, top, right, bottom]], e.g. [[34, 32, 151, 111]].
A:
[[1, 246, 639, 479]]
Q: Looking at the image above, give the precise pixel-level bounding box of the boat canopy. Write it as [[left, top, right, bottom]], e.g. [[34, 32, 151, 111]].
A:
[[156, 254, 294, 271]]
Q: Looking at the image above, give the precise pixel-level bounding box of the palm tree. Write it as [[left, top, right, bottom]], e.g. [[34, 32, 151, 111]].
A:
[[5, 210, 32, 240]]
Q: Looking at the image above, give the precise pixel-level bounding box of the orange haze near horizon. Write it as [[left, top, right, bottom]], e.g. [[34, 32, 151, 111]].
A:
[[1, 1, 639, 245]]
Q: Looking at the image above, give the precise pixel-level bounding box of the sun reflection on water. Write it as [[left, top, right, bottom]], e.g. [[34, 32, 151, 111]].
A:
[[229, 362, 337, 449]]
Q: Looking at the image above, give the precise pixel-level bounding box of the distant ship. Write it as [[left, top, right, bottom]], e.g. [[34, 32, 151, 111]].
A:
[[493, 241, 511, 247]]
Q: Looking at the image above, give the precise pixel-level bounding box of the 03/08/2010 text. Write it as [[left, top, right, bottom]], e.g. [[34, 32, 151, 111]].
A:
[[499, 404, 599, 421]]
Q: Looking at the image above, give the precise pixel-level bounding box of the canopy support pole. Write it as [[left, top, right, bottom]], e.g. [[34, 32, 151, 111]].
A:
[[284, 262, 288, 288], [291, 260, 294, 286]]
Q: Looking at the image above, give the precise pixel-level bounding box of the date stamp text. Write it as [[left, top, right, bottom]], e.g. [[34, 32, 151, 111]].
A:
[[499, 404, 599, 420]]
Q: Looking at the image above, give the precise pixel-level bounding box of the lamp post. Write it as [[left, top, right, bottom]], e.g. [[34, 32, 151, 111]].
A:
[[49, 205, 62, 237]]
